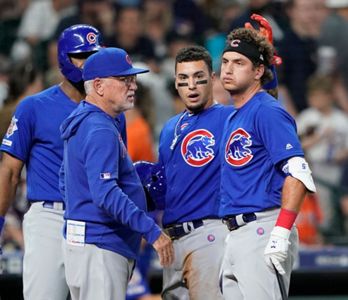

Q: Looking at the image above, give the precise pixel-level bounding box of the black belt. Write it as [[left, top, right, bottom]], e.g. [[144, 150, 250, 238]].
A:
[[223, 213, 256, 231], [165, 219, 204, 240], [42, 201, 65, 210]]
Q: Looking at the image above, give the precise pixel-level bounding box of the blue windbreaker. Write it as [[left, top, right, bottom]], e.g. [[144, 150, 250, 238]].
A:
[[60, 101, 161, 259]]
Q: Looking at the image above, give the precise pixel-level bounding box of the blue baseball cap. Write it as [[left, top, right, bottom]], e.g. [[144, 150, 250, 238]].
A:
[[82, 47, 149, 81]]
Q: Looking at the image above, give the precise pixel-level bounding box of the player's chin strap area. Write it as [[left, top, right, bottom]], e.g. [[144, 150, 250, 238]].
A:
[[281, 156, 316, 193]]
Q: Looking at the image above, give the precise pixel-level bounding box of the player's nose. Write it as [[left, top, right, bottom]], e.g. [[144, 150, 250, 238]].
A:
[[188, 77, 197, 89]]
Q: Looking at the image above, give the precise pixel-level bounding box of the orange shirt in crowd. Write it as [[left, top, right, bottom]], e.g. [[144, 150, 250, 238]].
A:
[[126, 115, 155, 162], [296, 193, 323, 245]]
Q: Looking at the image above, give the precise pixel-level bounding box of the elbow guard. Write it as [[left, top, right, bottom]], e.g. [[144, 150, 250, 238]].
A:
[[281, 157, 316, 193]]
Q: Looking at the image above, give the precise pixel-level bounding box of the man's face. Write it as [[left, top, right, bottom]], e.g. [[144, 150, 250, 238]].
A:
[[175, 60, 214, 113], [102, 75, 137, 115], [220, 51, 261, 95]]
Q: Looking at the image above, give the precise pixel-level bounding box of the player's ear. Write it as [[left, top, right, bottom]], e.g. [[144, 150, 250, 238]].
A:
[[255, 64, 265, 80], [93, 78, 104, 96], [211, 71, 216, 81]]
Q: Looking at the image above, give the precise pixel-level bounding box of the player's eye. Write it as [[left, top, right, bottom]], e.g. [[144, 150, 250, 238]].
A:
[[178, 75, 188, 81]]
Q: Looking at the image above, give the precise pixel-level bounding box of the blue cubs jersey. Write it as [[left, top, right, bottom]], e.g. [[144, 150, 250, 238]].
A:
[[0, 85, 126, 203], [60, 101, 161, 258], [159, 104, 234, 226], [220, 92, 304, 216]]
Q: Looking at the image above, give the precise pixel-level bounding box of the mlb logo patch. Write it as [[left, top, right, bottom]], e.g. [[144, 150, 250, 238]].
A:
[[100, 172, 111, 179]]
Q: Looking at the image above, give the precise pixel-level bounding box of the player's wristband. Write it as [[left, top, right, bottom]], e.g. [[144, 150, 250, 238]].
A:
[[0, 216, 5, 235], [275, 208, 298, 230]]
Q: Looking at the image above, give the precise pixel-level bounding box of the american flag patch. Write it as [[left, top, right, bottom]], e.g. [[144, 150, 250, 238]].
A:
[[100, 172, 111, 179]]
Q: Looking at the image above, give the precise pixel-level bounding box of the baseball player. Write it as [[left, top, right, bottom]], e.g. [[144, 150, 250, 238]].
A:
[[60, 47, 174, 300], [0, 25, 127, 300], [219, 27, 316, 299], [147, 46, 234, 299]]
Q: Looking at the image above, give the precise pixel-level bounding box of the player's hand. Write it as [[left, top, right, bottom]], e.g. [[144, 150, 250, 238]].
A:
[[152, 232, 174, 267], [264, 226, 291, 275], [245, 14, 282, 65], [245, 13, 273, 44]]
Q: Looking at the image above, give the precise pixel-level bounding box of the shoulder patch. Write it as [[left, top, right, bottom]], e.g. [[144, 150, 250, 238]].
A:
[[6, 116, 18, 138]]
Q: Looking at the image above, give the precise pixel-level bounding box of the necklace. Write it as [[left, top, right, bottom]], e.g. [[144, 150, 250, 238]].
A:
[[170, 111, 190, 150], [169, 102, 218, 150]]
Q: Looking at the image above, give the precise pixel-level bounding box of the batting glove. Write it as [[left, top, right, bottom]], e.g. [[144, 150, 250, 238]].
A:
[[245, 13, 273, 44], [264, 226, 291, 275], [244, 14, 282, 66]]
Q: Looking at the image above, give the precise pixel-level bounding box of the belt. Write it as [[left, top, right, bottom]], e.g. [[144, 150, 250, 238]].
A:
[[165, 219, 204, 240], [223, 213, 257, 231], [42, 201, 65, 210]]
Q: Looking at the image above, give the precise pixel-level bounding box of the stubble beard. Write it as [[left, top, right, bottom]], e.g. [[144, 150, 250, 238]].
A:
[[186, 100, 207, 114]]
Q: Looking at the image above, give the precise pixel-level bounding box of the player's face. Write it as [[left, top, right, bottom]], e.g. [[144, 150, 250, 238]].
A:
[[220, 51, 263, 96], [175, 60, 214, 113], [101, 75, 137, 116]]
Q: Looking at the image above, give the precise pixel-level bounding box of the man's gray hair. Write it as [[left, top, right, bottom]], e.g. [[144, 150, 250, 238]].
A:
[[84, 80, 94, 94]]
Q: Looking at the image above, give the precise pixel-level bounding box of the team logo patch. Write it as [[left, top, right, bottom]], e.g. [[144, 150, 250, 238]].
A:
[[181, 129, 215, 167], [256, 227, 264, 235], [86, 32, 97, 44], [6, 116, 18, 138], [225, 128, 253, 167], [207, 234, 215, 242], [180, 122, 189, 131], [126, 54, 132, 65]]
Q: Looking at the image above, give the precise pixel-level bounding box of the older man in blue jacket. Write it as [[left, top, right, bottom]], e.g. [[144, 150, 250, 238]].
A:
[[60, 47, 174, 300]]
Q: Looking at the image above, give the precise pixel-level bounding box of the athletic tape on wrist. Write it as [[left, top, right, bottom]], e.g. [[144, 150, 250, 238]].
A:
[[275, 208, 297, 230]]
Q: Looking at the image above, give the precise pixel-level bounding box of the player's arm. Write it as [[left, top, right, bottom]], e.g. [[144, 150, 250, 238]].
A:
[[265, 156, 316, 274], [0, 152, 24, 240], [281, 175, 307, 213], [84, 129, 174, 266], [0, 153, 24, 215]]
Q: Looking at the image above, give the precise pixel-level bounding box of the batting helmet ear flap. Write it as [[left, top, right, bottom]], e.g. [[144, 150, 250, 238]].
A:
[[57, 24, 103, 83], [133, 161, 166, 211]]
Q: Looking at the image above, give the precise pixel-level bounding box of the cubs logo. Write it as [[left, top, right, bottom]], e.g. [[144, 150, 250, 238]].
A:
[[86, 32, 97, 44], [6, 116, 18, 138], [230, 39, 241, 47], [181, 129, 215, 167], [126, 54, 132, 65], [225, 128, 253, 166]]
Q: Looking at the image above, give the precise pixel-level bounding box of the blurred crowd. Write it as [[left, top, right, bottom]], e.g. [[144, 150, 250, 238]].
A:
[[2, 0, 348, 295]]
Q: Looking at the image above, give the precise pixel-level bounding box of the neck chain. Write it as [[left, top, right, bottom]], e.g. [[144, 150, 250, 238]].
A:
[[170, 111, 191, 150], [169, 102, 218, 150]]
